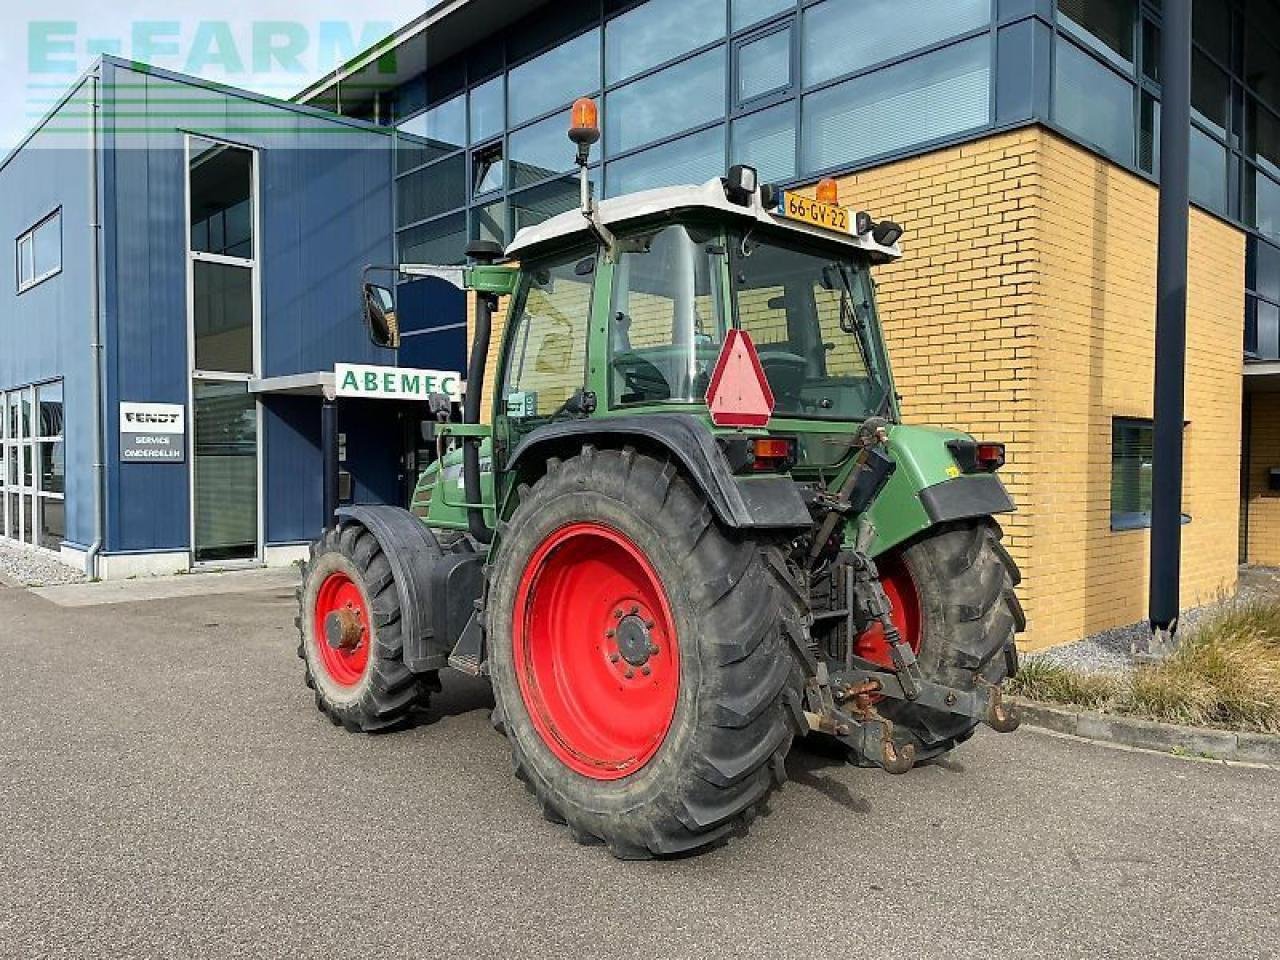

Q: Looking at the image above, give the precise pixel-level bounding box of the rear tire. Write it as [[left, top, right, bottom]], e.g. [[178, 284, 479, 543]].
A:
[[486, 446, 805, 859], [296, 522, 435, 732], [877, 520, 1024, 761]]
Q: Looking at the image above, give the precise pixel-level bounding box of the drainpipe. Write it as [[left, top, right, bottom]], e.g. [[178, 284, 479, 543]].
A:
[[1146, 0, 1192, 656], [85, 70, 105, 580]]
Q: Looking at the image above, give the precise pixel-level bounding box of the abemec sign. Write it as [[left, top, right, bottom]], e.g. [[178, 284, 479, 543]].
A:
[[120, 402, 186, 463], [334, 364, 464, 402]]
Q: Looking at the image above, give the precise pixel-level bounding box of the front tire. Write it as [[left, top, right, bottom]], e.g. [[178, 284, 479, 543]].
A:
[[296, 523, 434, 732], [486, 447, 805, 859]]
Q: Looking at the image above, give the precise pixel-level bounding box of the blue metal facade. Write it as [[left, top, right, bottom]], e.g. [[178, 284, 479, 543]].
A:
[[0, 58, 403, 561]]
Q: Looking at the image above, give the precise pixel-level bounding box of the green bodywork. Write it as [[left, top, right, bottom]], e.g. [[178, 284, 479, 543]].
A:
[[411, 222, 1006, 560]]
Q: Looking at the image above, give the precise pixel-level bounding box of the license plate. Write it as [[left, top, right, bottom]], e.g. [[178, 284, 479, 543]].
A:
[[777, 192, 851, 233]]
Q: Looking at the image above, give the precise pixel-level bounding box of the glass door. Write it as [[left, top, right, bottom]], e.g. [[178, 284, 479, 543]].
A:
[[187, 135, 260, 564]]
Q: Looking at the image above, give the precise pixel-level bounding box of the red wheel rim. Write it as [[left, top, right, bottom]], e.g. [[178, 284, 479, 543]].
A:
[[312, 571, 372, 687], [853, 553, 922, 669], [513, 522, 680, 781]]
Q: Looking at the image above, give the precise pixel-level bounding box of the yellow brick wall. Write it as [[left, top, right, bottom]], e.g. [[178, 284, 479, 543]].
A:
[[464, 126, 1247, 649], [1246, 391, 1280, 564], [827, 128, 1244, 649]]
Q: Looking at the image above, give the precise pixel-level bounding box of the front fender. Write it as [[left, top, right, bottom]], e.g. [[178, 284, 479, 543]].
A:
[[865, 424, 1015, 556]]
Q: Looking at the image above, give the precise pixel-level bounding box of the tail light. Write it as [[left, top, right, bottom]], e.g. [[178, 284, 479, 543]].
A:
[[947, 439, 1006, 474], [752, 437, 796, 472]]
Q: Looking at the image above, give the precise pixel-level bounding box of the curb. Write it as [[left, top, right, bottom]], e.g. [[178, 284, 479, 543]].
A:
[[1011, 699, 1280, 767]]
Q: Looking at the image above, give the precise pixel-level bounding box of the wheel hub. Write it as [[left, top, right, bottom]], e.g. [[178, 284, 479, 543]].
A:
[[614, 613, 655, 667], [325, 607, 363, 651]]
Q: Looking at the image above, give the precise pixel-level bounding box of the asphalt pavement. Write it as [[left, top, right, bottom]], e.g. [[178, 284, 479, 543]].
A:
[[1, 576, 1277, 960]]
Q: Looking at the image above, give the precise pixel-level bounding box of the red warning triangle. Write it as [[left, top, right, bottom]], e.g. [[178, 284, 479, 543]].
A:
[[705, 329, 776, 428]]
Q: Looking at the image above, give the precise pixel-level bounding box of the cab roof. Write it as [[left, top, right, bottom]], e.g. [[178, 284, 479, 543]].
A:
[[504, 178, 903, 264]]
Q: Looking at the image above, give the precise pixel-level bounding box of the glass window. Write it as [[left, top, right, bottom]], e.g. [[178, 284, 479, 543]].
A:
[[1141, 18, 1160, 83], [192, 380, 258, 563], [399, 213, 468, 265], [606, 48, 727, 156], [509, 29, 601, 127], [38, 442, 64, 495], [608, 225, 724, 406], [1250, 169, 1280, 243], [39, 496, 64, 551], [1053, 36, 1135, 164], [1057, 0, 1136, 69], [1248, 297, 1280, 360], [1112, 418, 1153, 530], [511, 176, 593, 234], [474, 199, 507, 247], [1250, 100, 1280, 179], [397, 153, 467, 227], [803, 36, 991, 174], [732, 102, 796, 184], [470, 76, 505, 144], [36, 381, 62, 438], [1190, 125, 1228, 214], [190, 139, 254, 259], [607, 125, 726, 195], [738, 28, 792, 104], [1139, 91, 1160, 173], [1191, 50, 1229, 138], [193, 261, 254, 373], [1192, 0, 1231, 65], [802, 0, 990, 88], [510, 109, 578, 188], [501, 252, 596, 423], [474, 144, 504, 196], [17, 211, 62, 290], [605, 0, 725, 85], [733, 0, 792, 32], [396, 95, 466, 172], [1248, 238, 1280, 303], [1245, 28, 1278, 109]]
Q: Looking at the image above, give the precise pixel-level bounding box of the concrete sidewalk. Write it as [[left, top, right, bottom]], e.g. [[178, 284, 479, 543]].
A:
[[29, 566, 300, 607]]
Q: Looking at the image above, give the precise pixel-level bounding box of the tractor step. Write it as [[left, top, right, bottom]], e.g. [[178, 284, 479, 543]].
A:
[[447, 610, 487, 676]]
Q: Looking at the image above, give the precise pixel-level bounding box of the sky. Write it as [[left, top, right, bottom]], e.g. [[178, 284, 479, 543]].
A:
[[0, 1, 431, 153]]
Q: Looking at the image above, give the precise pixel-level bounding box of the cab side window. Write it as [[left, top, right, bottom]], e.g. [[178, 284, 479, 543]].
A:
[[501, 253, 595, 423]]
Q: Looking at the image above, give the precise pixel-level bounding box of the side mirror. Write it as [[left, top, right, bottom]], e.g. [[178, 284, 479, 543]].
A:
[[363, 282, 400, 349]]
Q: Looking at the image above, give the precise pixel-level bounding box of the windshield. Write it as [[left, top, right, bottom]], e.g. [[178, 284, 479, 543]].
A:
[[730, 231, 893, 422]]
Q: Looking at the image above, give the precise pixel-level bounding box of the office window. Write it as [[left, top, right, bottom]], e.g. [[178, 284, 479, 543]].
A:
[[397, 153, 467, 227], [1250, 170, 1280, 244], [802, 0, 990, 88], [732, 102, 796, 184], [1250, 101, 1280, 179], [802, 36, 990, 174], [1053, 36, 1135, 164], [737, 27, 792, 104], [0, 381, 62, 549], [1245, 28, 1277, 109], [190, 141, 253, 259], [605, 0, 725, 86], [474, 144, 505, 197], [1111, 419, 1153, 530], [1190, 125, 1228, 214], [606, 48, 726, 156], [509, 30, 601, 127], [1193, 0, 1231, 66], [1191, 51, 1229, 138], [399, 213, 467, 266], [510, 109, 578, 188], [511, 176, 588, 234], [733, 0, 792, 32], [474, 199, 507, 247], [607, 125, 726, 195], [470, 76, 505, 144], [1057, 0, 1135, 69], [396, 95, 466, 172], [16, 211, 62, 292], [193, 261, 254, 374]]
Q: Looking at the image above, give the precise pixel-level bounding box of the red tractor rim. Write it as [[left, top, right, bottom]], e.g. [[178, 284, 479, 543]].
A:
[[513, 522, 680, 781], [853, 553, 923, 670], [313, 571, 372, 687]]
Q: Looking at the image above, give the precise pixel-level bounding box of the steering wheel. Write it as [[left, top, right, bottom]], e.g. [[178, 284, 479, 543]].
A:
[[757, 351, 808, 403]]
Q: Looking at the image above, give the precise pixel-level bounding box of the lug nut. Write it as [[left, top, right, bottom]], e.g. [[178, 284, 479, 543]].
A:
[[641, 665, 651, 676], [613, 609, 623, 619], [609, 653, 620, 663], [629, 605, 639, 615], [624, 668, 635, 679], [649, 644, 660, 655], [644, 620, 655, 630], [605, 629, 615, 639]]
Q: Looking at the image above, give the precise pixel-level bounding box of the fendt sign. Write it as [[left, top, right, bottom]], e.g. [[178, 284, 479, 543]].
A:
[[119, 402, 186, 463], [334, 364, 464, 403]]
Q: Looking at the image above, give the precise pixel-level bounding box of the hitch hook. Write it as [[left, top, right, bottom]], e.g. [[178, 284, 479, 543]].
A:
[[981, 682, 1021, 733]]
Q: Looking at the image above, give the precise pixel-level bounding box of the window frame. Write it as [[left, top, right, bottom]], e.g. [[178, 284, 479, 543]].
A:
[[16, 209, 63, 294], [1110, 415, 1192, 532]]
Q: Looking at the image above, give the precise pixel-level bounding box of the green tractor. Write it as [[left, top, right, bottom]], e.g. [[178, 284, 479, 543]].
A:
[[297, 99, 1023, 858]]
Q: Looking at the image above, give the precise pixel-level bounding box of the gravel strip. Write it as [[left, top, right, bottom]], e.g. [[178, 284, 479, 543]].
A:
[[1027, 566, 1280, 675], [0, 542, 87, 587]]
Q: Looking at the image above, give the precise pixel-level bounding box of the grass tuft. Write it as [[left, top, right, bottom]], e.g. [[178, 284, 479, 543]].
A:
[[1013, 599, 1280, 733]]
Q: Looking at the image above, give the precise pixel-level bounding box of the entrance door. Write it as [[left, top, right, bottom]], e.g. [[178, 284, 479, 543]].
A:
[[187, 135, 261, 564]]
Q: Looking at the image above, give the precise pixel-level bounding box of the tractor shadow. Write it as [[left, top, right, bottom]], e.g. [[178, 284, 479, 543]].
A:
[[785, 736, 873, 813], [391, 674, 496, 733]]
